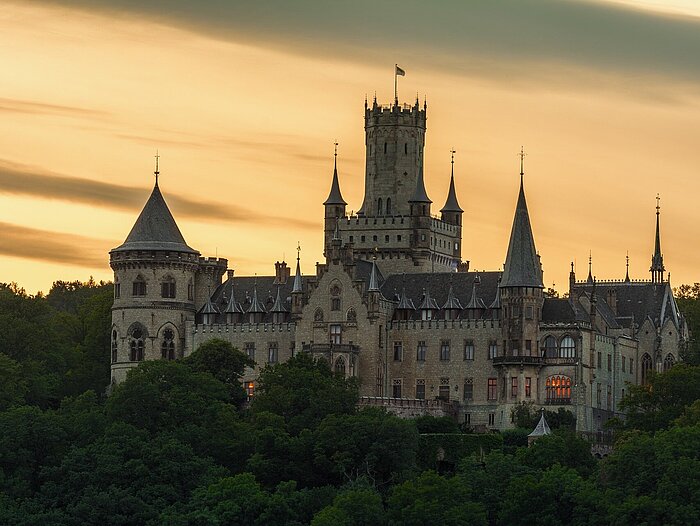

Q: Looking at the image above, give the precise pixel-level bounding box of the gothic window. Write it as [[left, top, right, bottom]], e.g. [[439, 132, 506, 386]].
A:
[[314, 308, 324, 322], [464, 340, 474, 360], [386, 197, 392, 215], [161, 276, 176, 299], [488, 341, 498, 360], [525, 377, 532, 398], [187, 280, 194, 301], [393, 341, 403, 361], [560, 336, 576, 358], [416, 379, 426, 400], [404, 143, 408, 155], [545, 375, 572, 404], [416, 341, 427, 361], [244, 342, 255, 362], [268, 342, 278, 364], [128, 325, 146, 361], [334, 356, 346, 375], [440, 340, 450, 361], [132, 276, 147, 296], [641, 353, 653, 385], [346, 308, 357, 323], [111, 330, 118, 363], [330, 284, 341, 311], [161, 328, 175, 360], [487, 378, 497, 400], [542, 335, 557, 357], [511, 377, 518, 398], [464, 378, 474, 401], [392, 379, 402, 398], [329, 324, 342, 345], [384, 142, 387, 154], [114, 281, 121, 299], [378, 198, 383, 216], [663, 353, 675, 372]]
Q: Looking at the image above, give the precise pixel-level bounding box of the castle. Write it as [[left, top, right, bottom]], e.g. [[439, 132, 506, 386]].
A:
[[109, 94, 687, 435]]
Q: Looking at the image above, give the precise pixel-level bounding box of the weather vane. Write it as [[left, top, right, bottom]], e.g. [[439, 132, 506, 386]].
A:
[[450, 148, 456, 165], [518, 146, 526, 176], [154, 150, 160, 185]]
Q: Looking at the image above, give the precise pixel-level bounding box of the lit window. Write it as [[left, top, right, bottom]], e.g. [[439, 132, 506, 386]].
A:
[[545, 375, 572, 404], [246, 382, 255, 399], [525, 377, 532, 397]]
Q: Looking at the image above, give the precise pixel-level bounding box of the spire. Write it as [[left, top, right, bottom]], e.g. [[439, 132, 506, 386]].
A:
[[368, 258, 381, 291], [625, 252, 631, 283], [500, 152, 544, 288], [397, 276, 416, 311], [418, 287, 438, 310], [224, 281, 244, 314], [466, 274, 487, 309], [247, 280, 267, 314], [441, 149, 463, 213], [271, 286, 288, 313], [528, 408, 552, 438], [409, 161, 432, 203], [489, 286, 501, 309], [442, 282, 463, 310], [324, 141, 347, 206], [650, 194, 665, 283], [112, 167, 198, 254], [587, 251, 593, 284], [292, 243, 303, 293]]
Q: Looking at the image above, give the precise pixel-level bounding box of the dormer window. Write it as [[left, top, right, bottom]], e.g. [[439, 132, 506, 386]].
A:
[[133, 277, 147, 296], [161, 277, 176, 299]]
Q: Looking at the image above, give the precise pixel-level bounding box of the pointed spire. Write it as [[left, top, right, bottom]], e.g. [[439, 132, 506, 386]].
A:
[[154, 150, 160, 187], [625, 252, 631, 283], [292, 243, 303, 293], [419, 287, 438, 310], [112, 165, 198, 254], [247, 279, 267, 314], [466, 274, 487, 309], [442, 281, 463, 310], [368, 258, 381, 291], [397, 276, 416, 311], [500, 154, 544, 289], [324, 141, 347, 205], [441, 149, 463, 213], [489, 286, 501, 309], [271, 286, 288, 313], [528, 408, 552, 437], [587, 251, 593, 284], [650, 194, 665, 283], [409, 161, 432, 203], [224, 282, 244, 314]]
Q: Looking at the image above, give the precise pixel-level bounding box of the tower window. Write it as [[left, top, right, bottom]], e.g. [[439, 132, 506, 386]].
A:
[[404, 143, 408, 155], [114, 282, 121, 299], [111, 330, 118, 363], [268, 342, 278, 364], [132, 277, 147, 296], [129, 326, 145, 361], [384, 142, 387, 154], [378, 198, 383, 216], [161, 328, 175, 360], [161, 278, 176, 299], [386, 198, 391, 215]]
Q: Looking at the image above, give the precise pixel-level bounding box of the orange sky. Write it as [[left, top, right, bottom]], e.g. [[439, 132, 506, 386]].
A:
[[0, 1, 699, 294]]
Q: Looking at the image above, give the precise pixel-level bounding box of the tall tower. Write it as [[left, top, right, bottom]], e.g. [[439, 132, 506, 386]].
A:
[[359, 97, 427, 216], [109, 162, 202, 384], [323, 143, 347, 257], [650, 195, 665, 284]]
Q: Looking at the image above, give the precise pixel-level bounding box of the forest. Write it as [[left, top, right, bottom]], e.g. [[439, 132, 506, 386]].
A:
[[0, 280, 699, 525]]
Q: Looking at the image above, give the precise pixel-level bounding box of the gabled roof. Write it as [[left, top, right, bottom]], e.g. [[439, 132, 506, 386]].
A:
[[500, 175, 543, 288], [113, 183, 198, 254]]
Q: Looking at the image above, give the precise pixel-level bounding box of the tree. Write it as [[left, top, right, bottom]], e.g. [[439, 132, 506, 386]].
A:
[[0, 353, 28, 410], [250, 353, 358, 435], [311, 486, 385, 526], [517, 431, 596, 477], [183, 338, 254, 407], [675, 283, 700, 365]]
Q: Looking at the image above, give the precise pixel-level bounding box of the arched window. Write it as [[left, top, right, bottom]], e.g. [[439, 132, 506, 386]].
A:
[[346, 308, 357, 323], [132, 275, 147, 296], [111, 330, 118, 363], [641, 353, 653, 384], [129, 325, 146, 361], [335, 356, 346, 375], [663, 353, 675, 372], [545, 375, 572, 404], [378, 198, 383, 216], [161, 276, 176, 299], [386, 197, 392, 215], [560, 336, 576, 358], [542, 336, 557, 358], [161, 328, 175, 360], [330, 283, 341, 311]]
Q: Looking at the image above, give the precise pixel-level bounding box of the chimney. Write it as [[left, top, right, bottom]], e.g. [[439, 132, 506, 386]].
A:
[[457, 261, 470, 273], [274, 261, 290, 284], [227, 269, 234, 281]]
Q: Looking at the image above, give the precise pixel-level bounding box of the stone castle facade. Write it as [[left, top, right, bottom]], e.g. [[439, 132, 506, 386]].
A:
[[109, 95, 688, 435]]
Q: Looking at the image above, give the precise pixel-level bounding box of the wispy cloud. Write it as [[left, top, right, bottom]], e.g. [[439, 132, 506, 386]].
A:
[[0, 97, 108, 117], [0, 159, 317, 229], [0, 222, 110, 268], [27, 0, 700, 91]]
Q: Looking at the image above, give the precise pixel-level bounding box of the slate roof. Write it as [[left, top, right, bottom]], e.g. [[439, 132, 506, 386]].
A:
[[113, 183, 198, 254], [500, 176, 543, 288], [323, 160, 347, 206], [409, 164, 432, 203], [440, 169, 463, 213]]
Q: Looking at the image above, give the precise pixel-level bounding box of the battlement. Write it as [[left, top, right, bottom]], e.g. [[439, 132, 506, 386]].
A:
[[365, 100, 426, 128], [193, 322, 296, 334], [198, 256, 228, 268], [388, 319, 502, 331], [574, 279, 654, 286]]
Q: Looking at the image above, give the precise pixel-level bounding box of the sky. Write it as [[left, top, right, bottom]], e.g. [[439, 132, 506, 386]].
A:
[[1, 0, 699, 294]]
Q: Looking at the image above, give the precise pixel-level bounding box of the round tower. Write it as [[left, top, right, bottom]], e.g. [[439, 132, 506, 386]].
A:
[[109, 170, 200, 385]]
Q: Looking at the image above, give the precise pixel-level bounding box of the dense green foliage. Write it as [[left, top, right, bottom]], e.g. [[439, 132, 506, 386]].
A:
[[0, 281, 700, 524]]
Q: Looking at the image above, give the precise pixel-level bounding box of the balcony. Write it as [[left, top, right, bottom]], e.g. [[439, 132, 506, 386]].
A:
[[492, 355, 543, 366]]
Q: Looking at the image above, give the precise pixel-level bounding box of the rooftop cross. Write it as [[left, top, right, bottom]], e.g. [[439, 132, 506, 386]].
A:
[[154, 150, 160, 186], [296, 242, 301, 261]]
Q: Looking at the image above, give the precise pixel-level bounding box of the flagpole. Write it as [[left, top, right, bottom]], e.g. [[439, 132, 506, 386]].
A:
[[394, 63, 398, 106]]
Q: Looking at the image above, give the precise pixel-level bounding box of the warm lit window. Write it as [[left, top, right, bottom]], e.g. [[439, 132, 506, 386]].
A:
[[246, 382, 255, 399], [525, 377, 532, 398], [546, 375, 572, 404], [487, 378, 497, 401]]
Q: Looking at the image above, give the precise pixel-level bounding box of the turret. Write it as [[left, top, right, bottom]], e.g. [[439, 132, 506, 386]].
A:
[[367, 258, 382, 318], [291, 246, 304, 318], [440, 150, 463, 226], [650, 195, 666, 284], [324, 143, 347, 256]]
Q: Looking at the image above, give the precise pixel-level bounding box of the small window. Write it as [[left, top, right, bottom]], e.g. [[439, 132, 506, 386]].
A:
[[349, 235, 354, 243], [373, 235, 378, 242], [438, 383, 450, 401], [161, 328, 175, 360], [464, 378, 474, 401], [244, 342, 255, 361], [511, 377, 518, 398], [268, 342, 278, 363], [132, 278, 147, 296], [488, 341, 498, 360], [386, 198, 392, 215], [417, 341, 426, 361], [392, 379, 402, 398], [393, 341, 403, 362], [464, 340, 474, 360], [526, 305, 533, 319], [384, 142, 387, 154], [111, 331, 118, 363], [560, 336, 576, 358], [385, 235, 390, 243], [525, 377, 532, 397], [397, 235, 402, 242], [622, 356, 626, 372], [330, 324, 342, 345], [335, 356, 346, 375], [440, 340, 450, 361], [361, 235, 366, 243], [597, 351, 602, 369], [114, 283, 121, 299], [331, 298, 341, 311], [607, 354, 612, 372], [161, 279, 176, 299], [488, 413, 495, 426], [546, 375, 572, 404], [404, 142, 408, 155], [187, 281, 194, 301], [487, 378, 497, 401], [416, 379, 425, 400]]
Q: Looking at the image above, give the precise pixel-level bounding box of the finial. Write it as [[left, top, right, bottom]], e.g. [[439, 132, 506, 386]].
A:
[[518, 146, 526, 176], [334, 140, 338, 159], [297, 242, 301, 261], [656, 193, 660, 214], [571, 261, 574, 273], [154, 150, 160, 186], [625, 251, 630, 282], [450, 148, 456, 166]]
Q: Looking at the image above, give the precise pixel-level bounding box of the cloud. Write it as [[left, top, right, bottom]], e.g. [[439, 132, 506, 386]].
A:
[[0, 97, 108, 118], [0, 159, 317, 229], [0, 222, 110, 268], [26, 0, 700, 92]]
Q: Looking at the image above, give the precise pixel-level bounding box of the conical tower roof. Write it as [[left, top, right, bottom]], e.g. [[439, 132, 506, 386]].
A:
[[271, 286, 288, 313], [528, 410, 552, 437], [224, 286, 245, 314], [292, 256, 303, 293], [113, 182, 198, 254], [323, 153, 347, 206], [247, 283, 267, 314], [409, 163, 432, 203], [440, 156, 463, 213], [368, 259, 381, 292], [442, 284, 463, 310], [500, 175, 543, 288]]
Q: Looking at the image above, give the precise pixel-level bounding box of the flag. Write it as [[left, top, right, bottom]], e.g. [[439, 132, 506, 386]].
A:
[[395, 65, 405, 76]]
